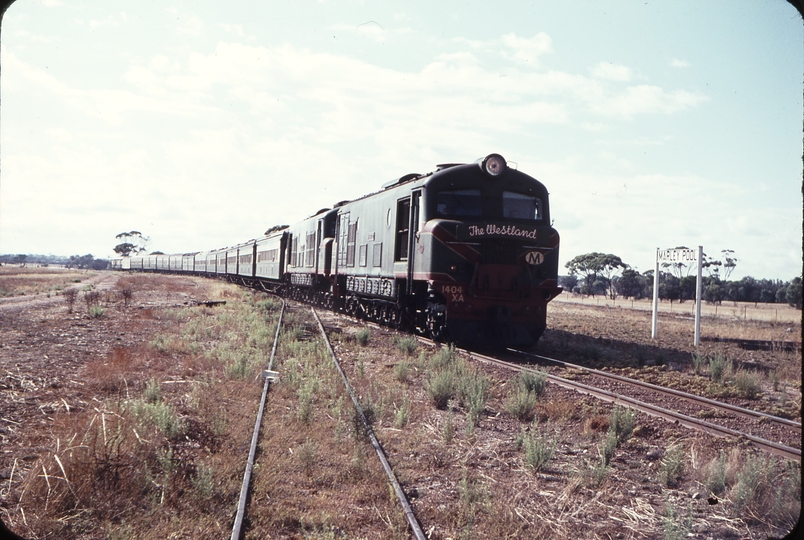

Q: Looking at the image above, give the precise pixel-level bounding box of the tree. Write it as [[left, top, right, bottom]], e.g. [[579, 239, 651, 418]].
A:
[[721, 249, 738, 280], [786, 277, 802, 310], [114, 231, 150, 257], [565, 252, 628, 300], [615, 268, 650, 299]]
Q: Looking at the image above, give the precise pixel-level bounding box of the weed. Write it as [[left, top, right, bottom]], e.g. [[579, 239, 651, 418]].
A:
[[459, 374, 489, 428], [426, 369, 454, 410], [662, 502, 693, 540], [297, 438, 318, 476], [732, 454, 774, 514], [519, 369, 548, 396], [599, 431, 618, 466], [430, 345, 457, 370], [63, 288, 78, 313], [659, 443, 685, 487], [506, 389, 537, 422], [709, 352, 732, 384], [355, 327, 371, 345], [393, 335, 419, 356], [704, 452, 727, 495], [357, 356, 365, 378], [691, 352, 706, 375], [89, 305, 105, 318], [191, 463, 215, 499], [733, 369, 762, 399], [393, 361, 412, 383], [521, 431, 555, 472], [393, 398, 410, 428], [144, 378, 162, 404], [769, 369, 781, 391], [442, 411, 455, 444], [297, 383, 314, 424], [609, 406, 637, 444], [586, 459, 610, 488], [128, 399, 186, 440]]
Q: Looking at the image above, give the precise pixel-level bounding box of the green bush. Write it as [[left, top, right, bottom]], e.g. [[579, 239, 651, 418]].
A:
[[506, 389, 537, 422], [426, 370, 455, 410], [521, 431, 555, 472], [519, 369, 548, 396], [355, 327, 371, 346], [609, 406, 637, 443], [660, 443, 685, 487]]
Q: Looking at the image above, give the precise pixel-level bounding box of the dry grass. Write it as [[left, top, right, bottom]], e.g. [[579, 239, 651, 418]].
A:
[[0, 266, 88, 297]]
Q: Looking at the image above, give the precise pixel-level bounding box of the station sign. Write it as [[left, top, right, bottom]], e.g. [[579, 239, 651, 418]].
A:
[[657, 248, 698, 263]]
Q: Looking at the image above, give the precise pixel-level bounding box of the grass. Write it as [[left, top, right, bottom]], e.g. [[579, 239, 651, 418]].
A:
[[517, 429, 556, 472], [659, 443, 685, 487]]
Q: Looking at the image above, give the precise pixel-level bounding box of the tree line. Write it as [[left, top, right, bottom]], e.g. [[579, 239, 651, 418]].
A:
[[0, 253, 109, 270], [560, 251, 802, 310]]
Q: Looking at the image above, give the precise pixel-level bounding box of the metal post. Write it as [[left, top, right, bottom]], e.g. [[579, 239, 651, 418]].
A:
[[651, 248, 659, 339], [694, 245, 703, 347]]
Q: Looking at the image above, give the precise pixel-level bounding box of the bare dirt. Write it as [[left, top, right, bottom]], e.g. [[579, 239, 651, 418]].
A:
[[0, 269, 800, 539]]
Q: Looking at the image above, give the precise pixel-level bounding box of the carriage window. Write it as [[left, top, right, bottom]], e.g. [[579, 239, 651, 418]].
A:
[[502, 191, 542, 220], [436, 189, 482, 217]]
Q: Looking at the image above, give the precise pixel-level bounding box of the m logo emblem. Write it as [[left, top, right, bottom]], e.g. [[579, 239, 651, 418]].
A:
[[525, 251, 544, 265]]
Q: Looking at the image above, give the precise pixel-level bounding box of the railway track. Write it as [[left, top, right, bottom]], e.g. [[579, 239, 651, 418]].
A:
[[458, 345, 801, 462], [231, 302, 425, 539]]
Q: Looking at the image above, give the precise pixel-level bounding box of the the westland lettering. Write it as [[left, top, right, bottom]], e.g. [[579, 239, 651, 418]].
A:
[[468, 224, 538, 239]]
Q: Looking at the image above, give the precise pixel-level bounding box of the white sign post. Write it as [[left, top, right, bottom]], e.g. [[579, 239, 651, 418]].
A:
[[652, 246, 703, 346]]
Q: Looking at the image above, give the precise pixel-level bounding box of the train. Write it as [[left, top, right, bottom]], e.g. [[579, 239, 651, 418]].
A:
[[110, 153, 562, 347]]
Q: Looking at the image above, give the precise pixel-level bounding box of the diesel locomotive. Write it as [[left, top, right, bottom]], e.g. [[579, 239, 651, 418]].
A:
[[112, 154, 561, 347]]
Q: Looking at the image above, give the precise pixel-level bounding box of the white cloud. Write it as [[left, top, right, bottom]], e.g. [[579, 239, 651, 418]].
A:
[[501, 32, 553, 65], [670, 58, 689, 68], [591, 62, 633, 82]]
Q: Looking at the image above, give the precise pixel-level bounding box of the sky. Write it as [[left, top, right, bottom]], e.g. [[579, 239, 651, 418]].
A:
[[0, 0, 802, 281]]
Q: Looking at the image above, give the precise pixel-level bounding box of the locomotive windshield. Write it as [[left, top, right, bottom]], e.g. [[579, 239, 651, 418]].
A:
[[502, 191, 542, 220], [435, 189, 482, 217], [434, 188, 543, 221]]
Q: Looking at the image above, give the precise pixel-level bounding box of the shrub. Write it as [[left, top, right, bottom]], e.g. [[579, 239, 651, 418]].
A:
[[393, 399, 410, 428], [521, 431, 555, 472], [426, 370, 454, 409], [506, 389, 537, 422], [393, 336, 419, 356], [89, 305, 105, 318], [519, 369, 548, 396], [191, 463, 215, 499], [662, 502, 693, 540], [660, 443, 685, 487], [144, 378, 162, 404], [354, 327, 371, 346], [458, 373, 489, 428], [691, 352, 706, 375], [709, 353, 732, 384], [704, 452, 727, 495], [734, 369, 762, 399], [609, 406, 637, 444], [599, 431, 618, 466], [63, 287, 78, 313], [393, 361, 412, 383]]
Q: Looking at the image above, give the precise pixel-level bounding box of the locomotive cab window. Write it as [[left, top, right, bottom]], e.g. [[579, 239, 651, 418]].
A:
[[502, 191, 542, 221], [435, 189, 482, 217]]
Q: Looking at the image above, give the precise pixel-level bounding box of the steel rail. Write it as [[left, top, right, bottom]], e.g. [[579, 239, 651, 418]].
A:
[[464, 349, 800, 462], [509, 349, 802, 431], [312, 308, 427, 540], [231, 300, 285, 540]]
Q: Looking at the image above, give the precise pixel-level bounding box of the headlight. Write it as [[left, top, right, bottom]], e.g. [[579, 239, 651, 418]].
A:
[[481, 154, 506, 176]]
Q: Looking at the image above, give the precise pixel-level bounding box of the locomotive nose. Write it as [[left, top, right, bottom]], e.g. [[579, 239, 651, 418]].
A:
[[489, 304, 512, 323]]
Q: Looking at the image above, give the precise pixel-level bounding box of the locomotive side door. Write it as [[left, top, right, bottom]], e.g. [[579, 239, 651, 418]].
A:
[[406, 190, 421, 294], [336, 212, 350, 273]]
